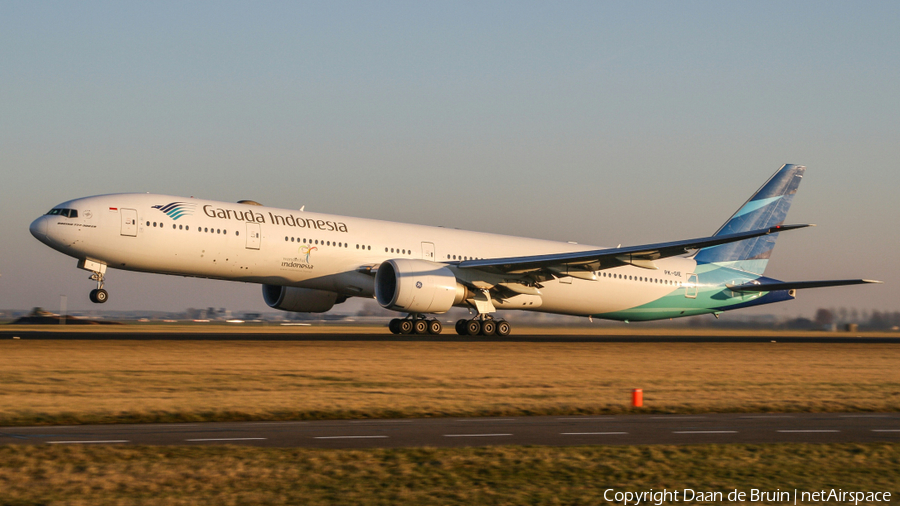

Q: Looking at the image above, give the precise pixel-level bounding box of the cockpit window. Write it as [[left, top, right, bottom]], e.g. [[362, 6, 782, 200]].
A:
[[46, 208, 78, 217]]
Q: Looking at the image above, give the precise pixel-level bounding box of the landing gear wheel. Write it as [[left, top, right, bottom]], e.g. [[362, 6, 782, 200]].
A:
[[495, 320, 511, 336], [90, 288, 108, 304], [413, 319, 429, 335], [389, 319, 401, 334], [455, 319, 467, 335], [427, 319, 442, 335], [465, 320, 481, 336], [398, 319, 414, 334], [480, 320, 496, 336]]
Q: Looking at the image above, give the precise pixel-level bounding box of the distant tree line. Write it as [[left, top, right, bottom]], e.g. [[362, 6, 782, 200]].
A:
[[814, 308, 900, 331]]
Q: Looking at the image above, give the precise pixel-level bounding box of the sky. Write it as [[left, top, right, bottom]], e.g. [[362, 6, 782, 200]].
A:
[[1, 1, 898, 319]]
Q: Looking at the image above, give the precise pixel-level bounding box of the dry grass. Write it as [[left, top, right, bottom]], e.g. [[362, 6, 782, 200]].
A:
[[0, 443, 897, 505], [0, 340, 898, 425], [5, 322, 899, 336]]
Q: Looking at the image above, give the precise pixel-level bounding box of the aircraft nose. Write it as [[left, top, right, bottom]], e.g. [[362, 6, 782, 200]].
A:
[[30, 215, 48, 240]]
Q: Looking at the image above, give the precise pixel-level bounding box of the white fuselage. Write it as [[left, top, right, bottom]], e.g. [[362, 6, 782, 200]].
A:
[[31, 193, 706, 317]]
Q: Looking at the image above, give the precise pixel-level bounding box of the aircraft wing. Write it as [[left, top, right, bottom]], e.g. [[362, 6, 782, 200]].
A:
[[726, 279, 882, 292], [457, 224, 811, 276]]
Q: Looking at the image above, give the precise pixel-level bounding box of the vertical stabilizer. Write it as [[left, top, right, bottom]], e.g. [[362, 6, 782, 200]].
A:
[[694, 164, 805, 274]]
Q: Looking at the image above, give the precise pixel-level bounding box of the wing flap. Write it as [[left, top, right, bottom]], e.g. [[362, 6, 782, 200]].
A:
[[458, 224, 811, 274]]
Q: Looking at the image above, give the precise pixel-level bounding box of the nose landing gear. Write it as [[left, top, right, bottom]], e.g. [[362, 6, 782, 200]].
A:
[[78, 259, 109, 304], [88, 272, 108, 304]]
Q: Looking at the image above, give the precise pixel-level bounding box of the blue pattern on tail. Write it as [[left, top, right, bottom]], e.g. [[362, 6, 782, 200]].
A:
[[694, 164, 805, 274]]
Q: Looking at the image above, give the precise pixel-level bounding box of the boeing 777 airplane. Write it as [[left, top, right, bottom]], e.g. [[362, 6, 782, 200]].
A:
[[30, 164, 879, 335]]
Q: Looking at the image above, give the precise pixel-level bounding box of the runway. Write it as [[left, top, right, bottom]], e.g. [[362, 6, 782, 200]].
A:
[[2, 413, 898, 448], [2, 330, 899, 343]]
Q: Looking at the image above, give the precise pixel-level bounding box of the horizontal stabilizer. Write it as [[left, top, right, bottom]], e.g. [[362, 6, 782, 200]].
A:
[[726, 279, 882, 292]]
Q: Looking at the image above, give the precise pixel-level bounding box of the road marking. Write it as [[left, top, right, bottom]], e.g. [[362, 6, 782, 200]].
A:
[[132, 423, 200, 428], [650, 416, 706, 420], [739, 415, 795, 419], [871, 429, 900, 432], [840, 415, 891, 418], [47, 440, 129, 444], [314, 435, 389, 439], [672, 431, 738, 434], [349, 420, 413, 424], [777, 430, 840, 433], [556, 417, 616, 421], [457, 419, 515, 422], [186, 438, 267, 442], [444, 433, 513, 437], [561, 432, 628, 435], [15, 426, 81, 430]]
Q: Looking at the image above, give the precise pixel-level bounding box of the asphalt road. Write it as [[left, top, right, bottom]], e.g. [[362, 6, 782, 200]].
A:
[[2, 330, 899, 343], [2, 413, 898, 448]]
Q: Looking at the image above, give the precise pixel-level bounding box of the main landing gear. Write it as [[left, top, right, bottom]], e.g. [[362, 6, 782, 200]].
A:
[[455, 316, 511, 336], [386, 311, 512, 337], [388, 315, 443, 335]]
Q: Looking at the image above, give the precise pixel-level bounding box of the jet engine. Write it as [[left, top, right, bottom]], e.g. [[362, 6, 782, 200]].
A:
[[262, 285, 339, 313], [374, 258, 467, 314]]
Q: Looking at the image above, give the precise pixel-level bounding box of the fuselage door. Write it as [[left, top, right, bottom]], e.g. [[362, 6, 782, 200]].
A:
[[421, 242, 435, 261], [685, 273, 699, 298], [120, 208, 138, 237], [246, 223, 261, 250]]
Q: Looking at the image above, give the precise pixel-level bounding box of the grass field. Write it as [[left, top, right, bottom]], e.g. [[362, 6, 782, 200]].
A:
[[4, 322, 899, 336], [0, 443, 896, 505], [0, 339, 897, 426]]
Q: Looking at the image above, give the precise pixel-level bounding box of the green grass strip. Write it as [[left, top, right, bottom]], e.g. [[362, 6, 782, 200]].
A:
[[0, 443, 897, 505]]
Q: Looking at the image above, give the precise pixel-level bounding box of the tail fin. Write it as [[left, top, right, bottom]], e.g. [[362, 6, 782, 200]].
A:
[[694, 164, 805, 274]]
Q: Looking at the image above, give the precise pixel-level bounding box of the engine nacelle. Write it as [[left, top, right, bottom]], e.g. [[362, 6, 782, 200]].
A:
[[262, 284, 339, 313], [374, 259, 466, 314]]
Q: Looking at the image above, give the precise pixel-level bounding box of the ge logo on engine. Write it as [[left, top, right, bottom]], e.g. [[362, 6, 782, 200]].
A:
[[415, 281, 423, 289]]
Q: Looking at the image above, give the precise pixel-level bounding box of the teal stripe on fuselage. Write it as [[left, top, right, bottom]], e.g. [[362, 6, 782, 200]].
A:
[[592, 264, 782, 321]]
